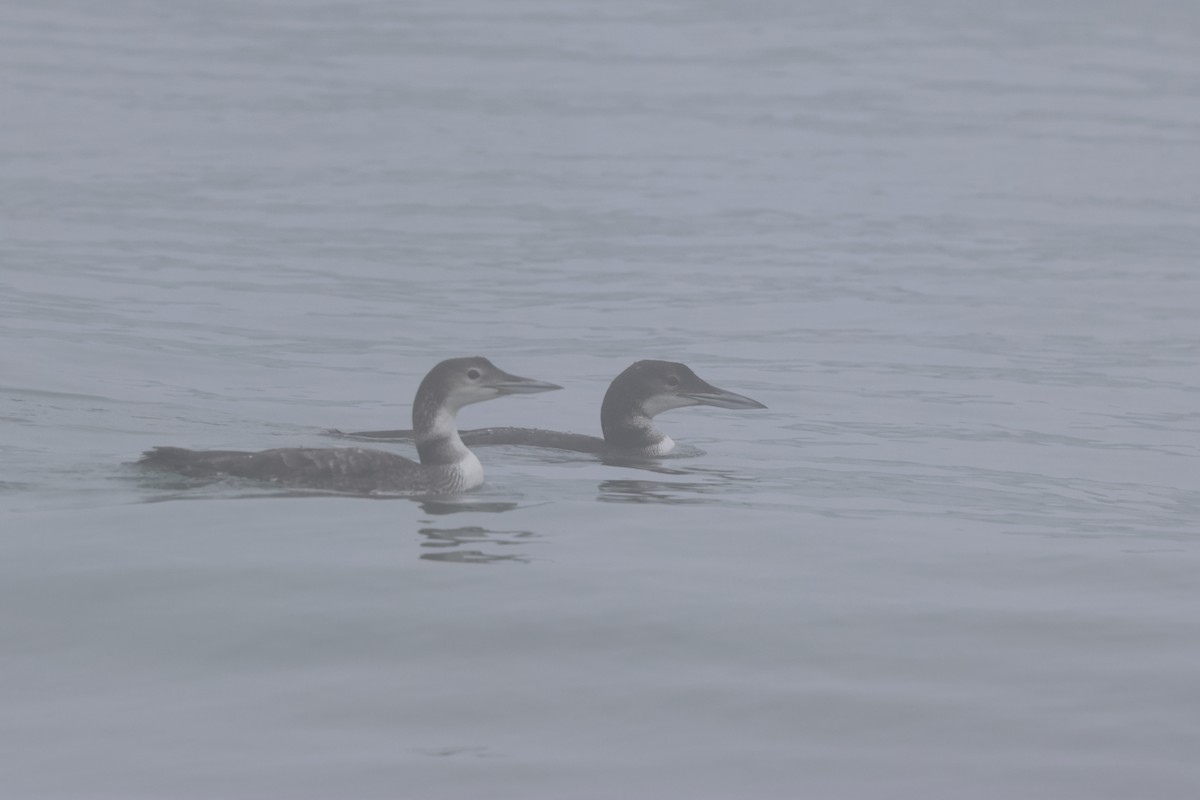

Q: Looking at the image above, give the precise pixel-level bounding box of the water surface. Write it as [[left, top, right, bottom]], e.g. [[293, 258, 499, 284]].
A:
[[3, 1, 1199, 798]]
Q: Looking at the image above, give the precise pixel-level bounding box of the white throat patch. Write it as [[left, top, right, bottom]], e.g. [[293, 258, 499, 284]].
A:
[[642, 433, 676, 456], [423, 407, 460, 440], [455, 449, 485, 490]]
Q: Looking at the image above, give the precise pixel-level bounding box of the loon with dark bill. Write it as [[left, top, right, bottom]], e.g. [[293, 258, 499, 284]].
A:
[[337, 360, 766, 459], [138, 357, 561, 495]]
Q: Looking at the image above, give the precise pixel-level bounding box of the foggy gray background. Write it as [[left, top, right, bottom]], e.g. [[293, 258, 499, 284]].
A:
[[3, 1, 1199, 798]]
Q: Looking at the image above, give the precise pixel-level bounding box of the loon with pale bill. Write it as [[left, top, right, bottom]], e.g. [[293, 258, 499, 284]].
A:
[[336, 360, 766, 459], [138, 357, 561, 495]]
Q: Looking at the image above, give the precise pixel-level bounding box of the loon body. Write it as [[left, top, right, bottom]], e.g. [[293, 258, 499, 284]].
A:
[[337, 360, 765, 459], [139, 357, 560, 494]]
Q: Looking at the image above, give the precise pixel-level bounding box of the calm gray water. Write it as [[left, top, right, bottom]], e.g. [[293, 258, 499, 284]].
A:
[[3, 1, 1200, 797]]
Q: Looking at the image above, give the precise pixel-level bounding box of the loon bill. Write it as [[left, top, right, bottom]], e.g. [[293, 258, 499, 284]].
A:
[[138, 357, 561, 495], [334, 360, 766, 458]]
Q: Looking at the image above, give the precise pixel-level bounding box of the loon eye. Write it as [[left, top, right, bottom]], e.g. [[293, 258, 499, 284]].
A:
[[666, 375, 680, 387], [467, 368, 481, 380]]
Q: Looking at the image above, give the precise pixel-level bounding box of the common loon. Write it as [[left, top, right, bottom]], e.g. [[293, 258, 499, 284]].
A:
[[336, 360, 766, 459], [138, 357, 561, 495]]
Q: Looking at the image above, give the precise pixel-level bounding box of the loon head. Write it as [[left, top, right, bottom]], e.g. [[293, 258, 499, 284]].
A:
[[600, 360, 766, 453], [413, 356, 562, 438]]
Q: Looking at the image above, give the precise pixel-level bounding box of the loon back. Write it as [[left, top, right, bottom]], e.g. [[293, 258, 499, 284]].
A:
[[334, 426, 607, 455], [138, 446, 477, 495]]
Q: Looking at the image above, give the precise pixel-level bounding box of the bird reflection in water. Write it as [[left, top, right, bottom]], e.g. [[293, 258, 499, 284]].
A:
[[597, 479, 723, 505], [597, 465, 755, 505], [418, 499, 519, 515], [417, 498, 535, 564], [418, 525, 537, 564]]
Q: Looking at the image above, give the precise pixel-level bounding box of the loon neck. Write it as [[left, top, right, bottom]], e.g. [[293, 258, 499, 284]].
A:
[[600, 411, 673, 455], [413, 396, 473, 467]]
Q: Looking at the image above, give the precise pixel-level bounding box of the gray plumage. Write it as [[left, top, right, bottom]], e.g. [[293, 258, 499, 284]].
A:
[[139, 357, 561, 495], [139, 445, 469, 494]]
